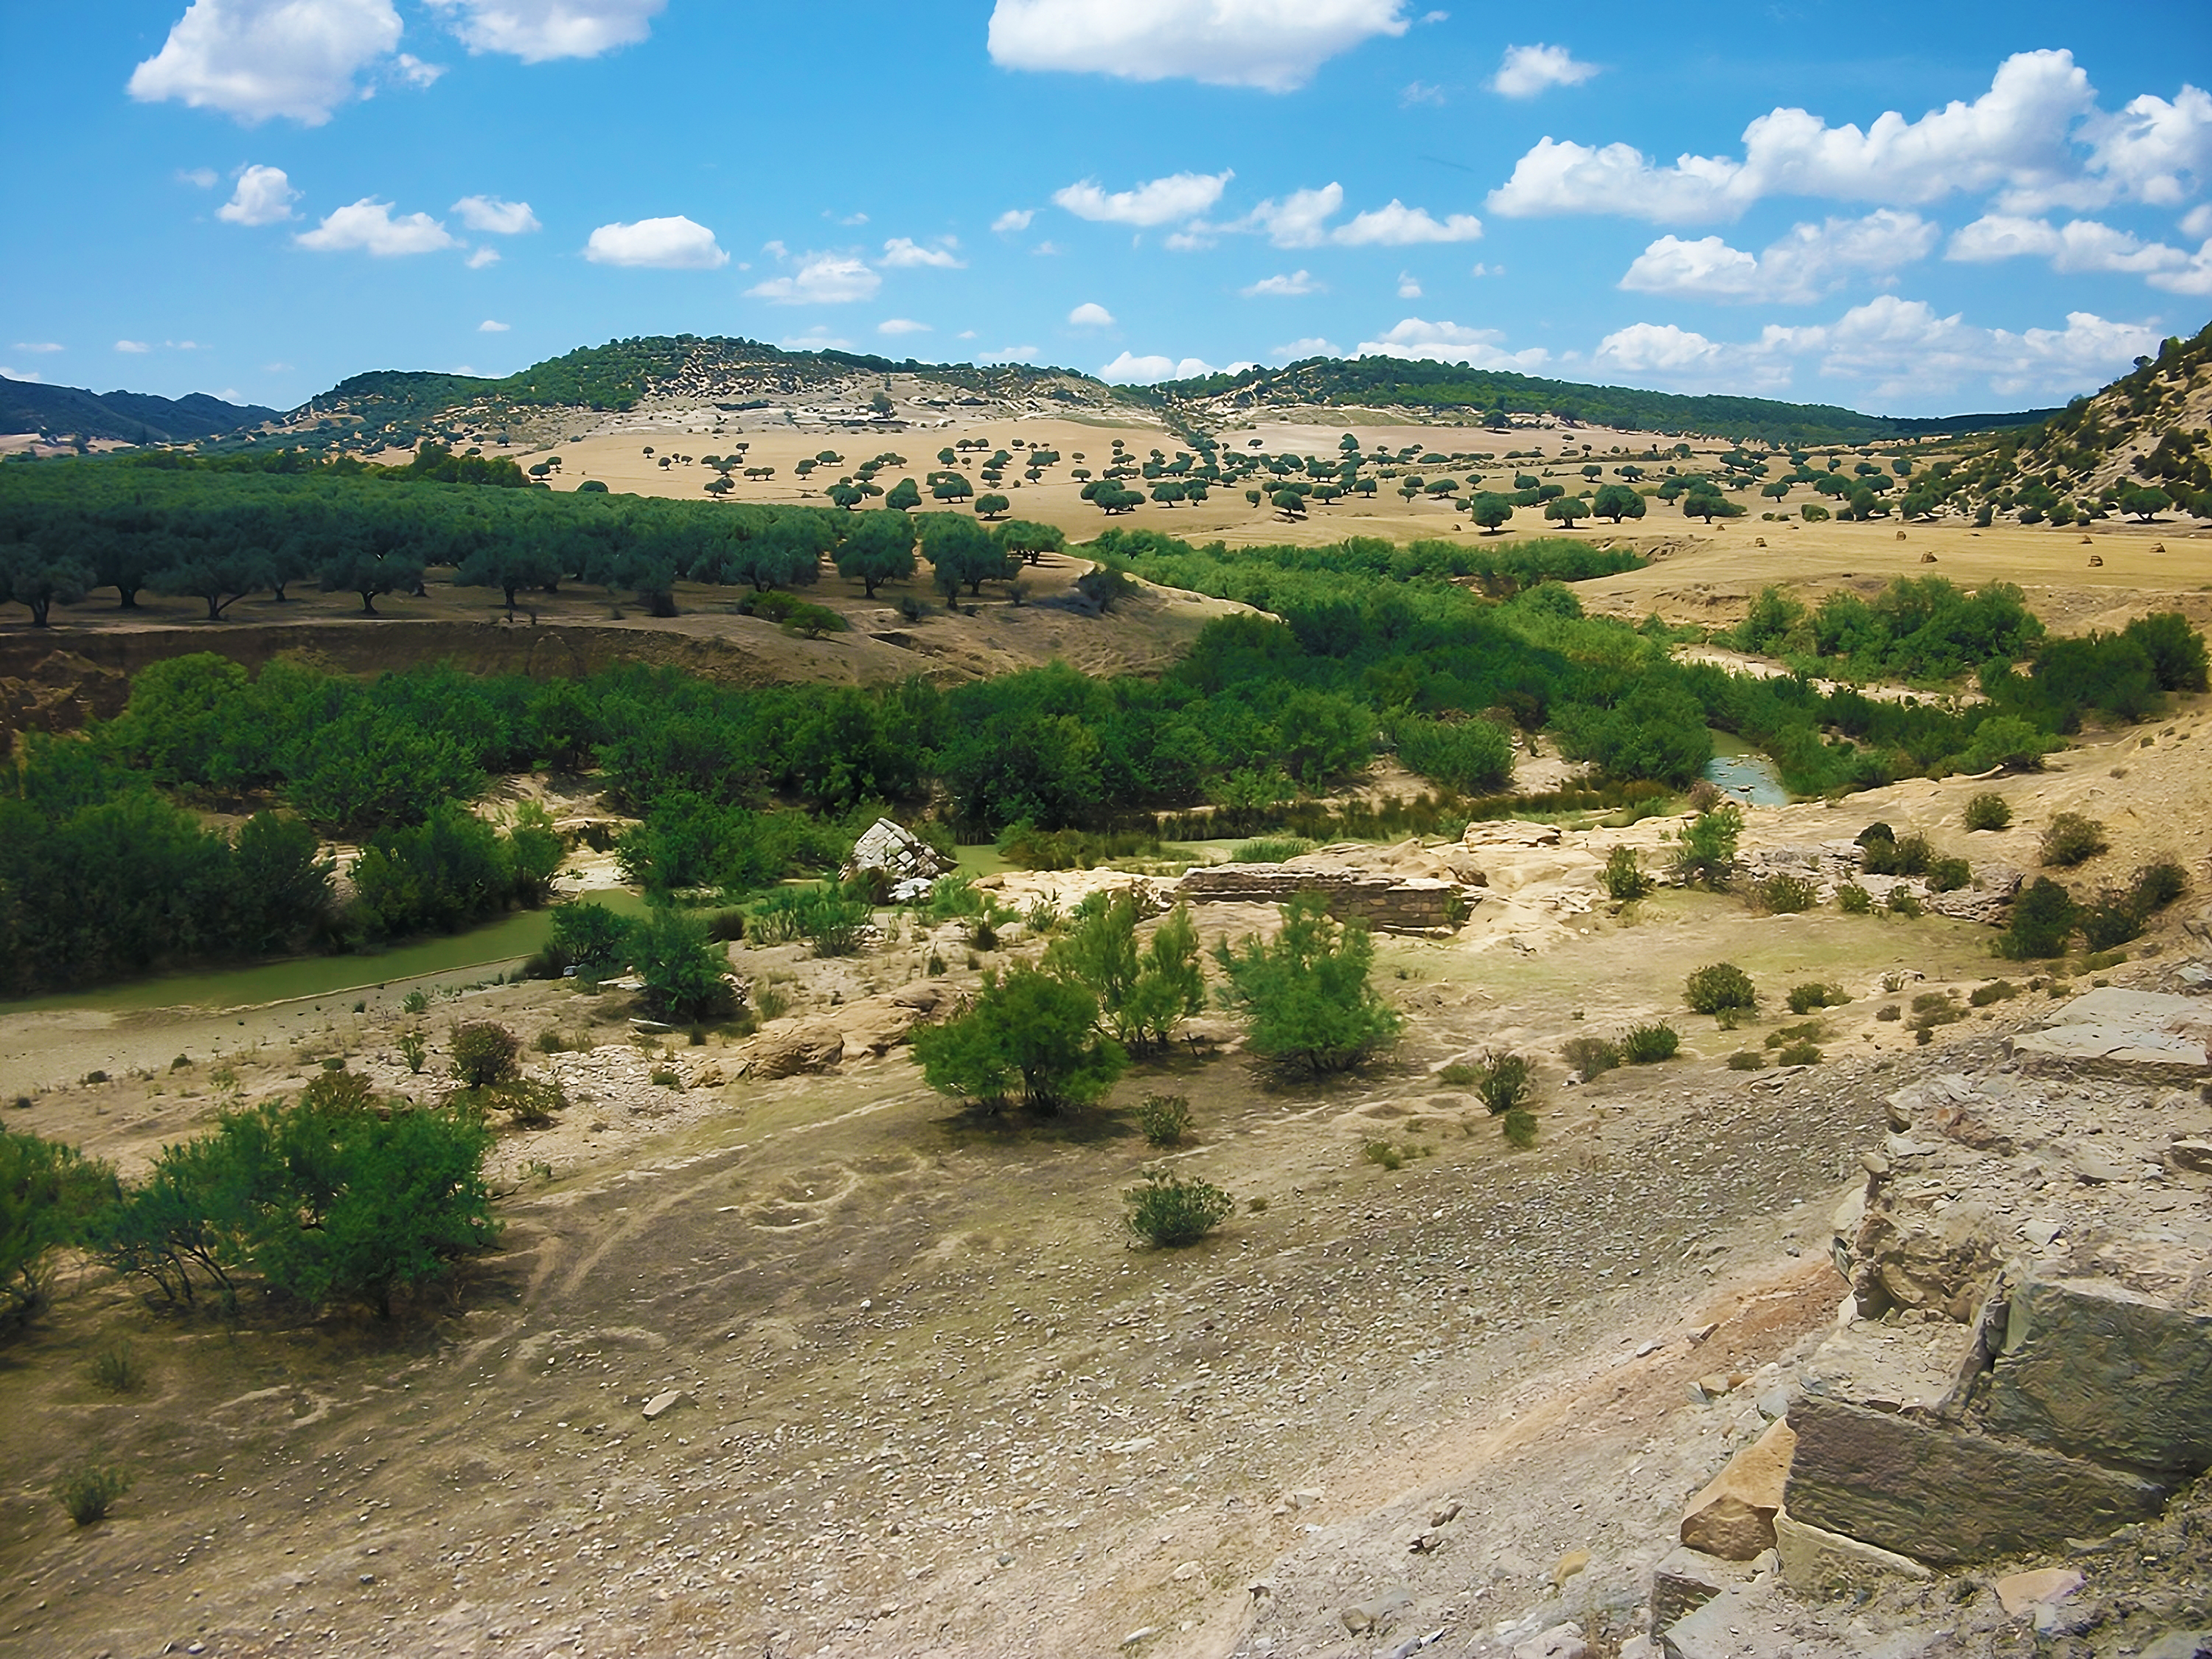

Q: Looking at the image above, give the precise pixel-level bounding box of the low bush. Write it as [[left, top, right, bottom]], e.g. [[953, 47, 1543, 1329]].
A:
[[1501, 1107, 1537, 1149], [1725, 1049, 1766, 1070], [1620, 1022, 1680, 1063], [397, 1030, 429, 1074], [89, 1338, 145, 1394], [1964, 793, 2013, 831], [1136, 1094, 1193, 1148], [1927, 857, 1973, 893], [1561, 1035, 1621, 1078], [1670, 804, 1743, 890], [1886, 885, 1924, 918], [448, 1022, 521, 1089], [1123, 1172, 1233, 1247], [1361, 1138, 1406, 1171], [748, 882, 872, 957], [1757, 873, 1819, 913], [1436, 1062, 1479, 1087], [1787, 982, 1847, 1015], [1473, 1049, 1534, 1115], [1684, 962, 1757, 1016], [1999, 876, 2078, 958], [1875, 1003, 1901, 1021], [485, 1078, 567, 1129], [1969, 980, 2020, 1007], [1231, 836, 1317, 865], [1601, 847, 1654, 901], [1863, 831, 1933, 878], [1837, 883, 1874, 913], [53, 1463, 130, 1526], [1775, 1040, 1823, 1066], [2040, 813, 2109, 868]]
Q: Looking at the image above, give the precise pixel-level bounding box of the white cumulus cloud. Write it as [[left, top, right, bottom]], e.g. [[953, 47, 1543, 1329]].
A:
[[1241, 270, 1324, 296], [1238, 183, 1479, 247], [11, 342, 65, 353], [1271, 337, 1341, 360], [1397, 272, 1422, 297], [586, 216, 728, 269], [1491, 43, 1598, 99], [1351, 317, 1550, 369], [992, 208, 1035, 233], [1620, 210, 1936, 302], [179, 166, 219, 188], [466, 246, 502, 268], [217, 163, 299, 225], [1490, 49, 2119, 222], [1054, 171, 1233, 227], [746, 253, 879, 303], [478, 319, 511, 331], [424, 0, 663, 62], [295, 198, 459, 255], [880, 237, 965, 269], [877, 318, 932, 335], [1593, 296, 2160, 404], [128, 0, 405, 125], [1946, 213, 2200, 280], [978, 345, 1040, 363], [116, 340, 152, 353], [452, 194, 539, 234], [988, 0, 1409, 93], [1098, 350, 1218, 383], [1067, 301, 1116, 327]]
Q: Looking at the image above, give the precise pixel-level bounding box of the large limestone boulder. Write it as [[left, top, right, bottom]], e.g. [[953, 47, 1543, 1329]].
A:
[[742, 1022, 846, 1079], [1783, 1393, 2168, 1563], [844, 818, 954, 890], [1975, 1272, 2212, 1478]]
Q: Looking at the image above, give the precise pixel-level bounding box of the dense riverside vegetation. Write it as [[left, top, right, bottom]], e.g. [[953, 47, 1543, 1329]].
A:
[[2, 457, 2202, 997]]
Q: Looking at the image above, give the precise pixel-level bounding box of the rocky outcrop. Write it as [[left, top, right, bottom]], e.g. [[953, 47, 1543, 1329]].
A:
[[2006, 987, 2212, 1077], [1736, 842, 2022, 924], [843, 819, 955, 893], [1172, 863, 1472, 933]]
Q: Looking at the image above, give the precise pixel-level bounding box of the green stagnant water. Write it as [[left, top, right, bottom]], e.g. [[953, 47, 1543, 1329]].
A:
[[1702, 730, 1791, 807], [1, 890, 651, 1016]]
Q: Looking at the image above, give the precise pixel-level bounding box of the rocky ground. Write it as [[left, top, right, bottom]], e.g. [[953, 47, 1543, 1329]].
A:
[[2, 683, 2209, 1659]]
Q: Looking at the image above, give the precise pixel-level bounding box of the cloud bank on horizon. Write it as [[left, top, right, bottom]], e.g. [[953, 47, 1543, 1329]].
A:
[[3, 0, 2202, 415]]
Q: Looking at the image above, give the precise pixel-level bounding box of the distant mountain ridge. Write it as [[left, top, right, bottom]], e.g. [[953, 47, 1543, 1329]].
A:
[[1154, 356, 2059, 447], [0, 375, 280, 445]]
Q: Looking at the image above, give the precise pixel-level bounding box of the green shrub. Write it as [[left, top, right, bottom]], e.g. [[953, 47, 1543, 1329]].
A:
[[1875, 1003, 1901, 1021], [1620, 1022, 1680, 1063], [1231, 835, 1317, 864], [485, 1078, 568, 1129], [1886, 885, 1924, 918], [1964, 793, 2013, 831], [397, 1029, 429, 1074], [89, 1338, 145, 1394], [1684, 962, 1757, 1015], [1601, 846, 1654, 901], [1501, 1107, 1537, 1149], [2040, 813, 2109, 868], [1473, 1049, 1535, 1115], [1123, 1172, 1233, 1247], [1214, 897, 1403, 1075], [749, 882, 873, 956], [1436, 1062, 1479, 1087], [0, 1131, 112, 1335], [53, 1463, 130, 1526], [1927, 857, 1973, 893], [1361, 1138, 1406, 1171], [1775, 1040, 1823, 1066], [1561, 1035, 1621, 1078], [1725, 1050, 1767, 1070], [1863, 831, 1932, 877], [448, 1022, 521, 1089], [2000, 876, 2078, 958], [1969, 980, 2020, 1007], [912, 964, 1127, 1111], [1137, 1094, 1193, 1148], [1756, 873, 1819, 914], [2079, 890, 2147, 951], [1787, 982, 1847, 1015], [632, 906, 737, 1020], [1836, 882, 1874, 913], [1670, 804, 1743, 889], [2131, 860, 2190, 912], [1047, 897, 1205, 1055]]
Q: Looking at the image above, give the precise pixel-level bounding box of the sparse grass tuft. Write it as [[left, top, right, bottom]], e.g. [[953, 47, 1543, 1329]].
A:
[[53, 1463, 130, 1526], [88, 1339, 145, 1395]]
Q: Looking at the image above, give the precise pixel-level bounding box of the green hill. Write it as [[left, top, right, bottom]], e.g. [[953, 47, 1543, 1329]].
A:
[[1, 375, 280, 445], [1156, 356, 2056, 446]]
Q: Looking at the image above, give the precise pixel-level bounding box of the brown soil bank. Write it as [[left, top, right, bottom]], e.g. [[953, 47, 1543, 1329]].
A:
[[0, 558, 1247, 742]]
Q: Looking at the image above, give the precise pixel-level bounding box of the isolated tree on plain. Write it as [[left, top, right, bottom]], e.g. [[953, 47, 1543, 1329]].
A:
[[1544, 495, 1591, 529], [975, 492, 1011, 520], [885, 477, 922, 512], [1592, 483, 1645, 524], [1469, 492, 1515, 534], [994, 519, 1065, 565]]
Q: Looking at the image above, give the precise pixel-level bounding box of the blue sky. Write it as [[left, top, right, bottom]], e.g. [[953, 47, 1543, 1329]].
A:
[[3, 0, 2208, 417]]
